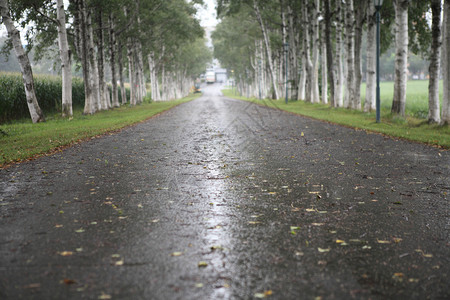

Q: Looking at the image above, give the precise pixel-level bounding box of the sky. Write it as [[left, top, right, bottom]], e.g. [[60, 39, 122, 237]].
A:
[[196, 0, 219, 27]]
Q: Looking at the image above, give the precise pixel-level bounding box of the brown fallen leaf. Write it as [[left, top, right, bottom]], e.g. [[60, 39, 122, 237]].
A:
[[63, 279, 76, 285]]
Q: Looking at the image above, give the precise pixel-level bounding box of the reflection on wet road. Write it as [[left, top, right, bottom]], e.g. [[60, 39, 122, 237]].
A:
[[0, 83, 449, 299]]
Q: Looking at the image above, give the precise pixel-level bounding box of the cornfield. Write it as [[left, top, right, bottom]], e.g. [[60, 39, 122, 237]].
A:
[[0, 72, 85, 123]]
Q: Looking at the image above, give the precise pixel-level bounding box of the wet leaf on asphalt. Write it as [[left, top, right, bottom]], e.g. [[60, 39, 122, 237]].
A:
[[415, 249, 433, 258], [98, 292, 112, 299], [248, 221, 261, 225], [377, 239, 391, 244], [392, 273, 404, 282], [111, 254, 121, 258], [63, 279, 76, 285], [318, 248, 330, 253], [254, 290, 273, 298], [198, 261, 208, 268], [115, 260, 124, 266], [171, 252, 183, 257], [311, 223, 324, 226], [335, 240, 345, 244], [58, 251, 73, 256], [290, 226, 300, 235], [75, 228, 85, 233]]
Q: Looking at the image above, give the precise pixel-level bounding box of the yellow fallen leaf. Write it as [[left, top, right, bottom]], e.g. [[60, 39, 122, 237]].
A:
[[111, 254, 121, 258], [318, 247, 330, 253], [59, 251, 73, 256], [377, 239, 391, 244], [198, 261, 208, 267], [55, 224, 63, 228], [248, 221, 261, 225], [335, 240, 345, 244], [75, 228, 85, 233], [393, 237, 402, 243], [98, 292, 112, 300], [305, 208, 316, 212], [311, 223, 324, 226], [301, 132, 304, 137], [115, 260, 124, 266], [195, 283, 204, 288], [264, 290, 273, 296], [171, 252, 183, 256]]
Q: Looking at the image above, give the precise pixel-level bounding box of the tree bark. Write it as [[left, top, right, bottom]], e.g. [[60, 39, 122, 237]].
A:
[[86, 8, 100, 114], [391, 0, 409, 117], [0, 0, 45, 123], [253, 0, 280, 100], [321, 13, 327, 104], [335, 0, 344, 107], [310, 0, 320, 103], [428, 0, 441, 124], [324, 0, 335, 106], [353, 1, 366, 111], [56, 0, 72, 117], [344, 0, 355, 109], [442, 1, 450, 124], [96, 8, 108, 110], [117, 39, 127, 105], [109, 13, 120, 108], [364, 0, 376, 112]]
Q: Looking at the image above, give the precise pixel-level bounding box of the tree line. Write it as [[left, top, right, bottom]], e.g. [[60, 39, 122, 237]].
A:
[[214, 0, 450, 125], [0, 0, 212, 123]]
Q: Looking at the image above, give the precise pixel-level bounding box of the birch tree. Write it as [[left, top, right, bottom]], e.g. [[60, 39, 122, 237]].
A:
[[364, 0, 376, 112], [0, 0, 45, 123], [56, 0, 72, 117], [427, 0, 441, 124], [391, 0, 409, 117], [442, 1, 450, 125]]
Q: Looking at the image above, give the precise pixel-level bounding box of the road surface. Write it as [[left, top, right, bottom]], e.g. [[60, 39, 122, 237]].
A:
[[1, 84, 449, 299]]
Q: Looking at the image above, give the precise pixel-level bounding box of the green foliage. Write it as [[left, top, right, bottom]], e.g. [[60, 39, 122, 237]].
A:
[[0, 72, 85, 123], [0, 94, 201, 166]]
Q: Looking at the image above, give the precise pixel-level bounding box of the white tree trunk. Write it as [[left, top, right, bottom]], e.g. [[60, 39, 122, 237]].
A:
[[391, 0, 409, 117], [344, 0, 355, 109], [56, 0, 72, 117], [253, 0, 280, 100], [86, 10, 100, 113], [428, 0, 442, 124], [109, 13, 120, 108], [321, 16, 328, 104], [0, 0, 45, 123], [442, 1, 450, 124], [335, 0, 344, 107], [364, 0, 376, 112], [117, 40, 127, 105], [310, 0, 320, 103]]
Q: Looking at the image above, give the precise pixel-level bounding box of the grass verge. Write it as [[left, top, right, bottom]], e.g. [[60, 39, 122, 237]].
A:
[[0, 95, 199, 167], [222, 89, 450, 149]]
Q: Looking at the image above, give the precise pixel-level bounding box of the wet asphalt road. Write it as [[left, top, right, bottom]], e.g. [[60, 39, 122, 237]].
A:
[[0, 84, 449, 299]]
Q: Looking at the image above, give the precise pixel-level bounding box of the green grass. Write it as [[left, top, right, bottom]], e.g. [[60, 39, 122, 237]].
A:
[[222, 87, 450, 149], [0, 95, 199, 166], [360, 80, 443, 119]]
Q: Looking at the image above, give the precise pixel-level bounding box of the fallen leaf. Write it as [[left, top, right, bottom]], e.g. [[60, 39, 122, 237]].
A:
[[75, 228, 85, 233], [198, 261, 208, 268], [311, 223, 324, 226], [195, 283, 204, 288], [111, 254, 121, 258], [98, 292, 112, 300], [248, 221, 261, 225], [318, 247, 330, 253], [115, 260, 124, 266], [305, 208, 316, 212], [59, 251, 73, 256], [362, 245, 371, 250], [55, 224, 63, 228], [63, 279, 76, 285], [377, 239, 391, 244], [335, 240, 345, 244], [393, 237, 402, 243], [171, 252, 183, 257]]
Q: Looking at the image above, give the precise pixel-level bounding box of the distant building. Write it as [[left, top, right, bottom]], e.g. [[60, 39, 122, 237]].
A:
[[215, 68, 227, 83]]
